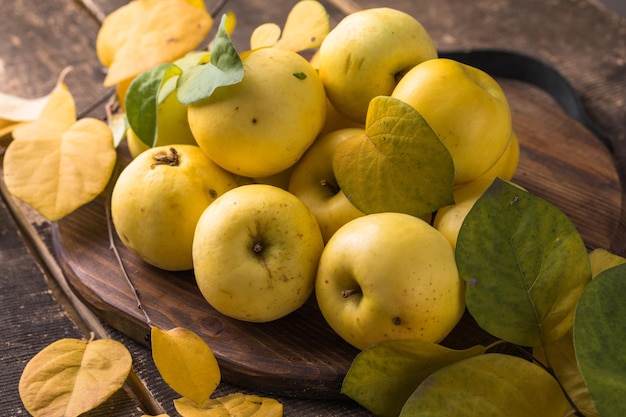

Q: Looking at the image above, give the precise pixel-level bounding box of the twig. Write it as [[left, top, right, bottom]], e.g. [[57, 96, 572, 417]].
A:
[[104, 171, 153, 328]]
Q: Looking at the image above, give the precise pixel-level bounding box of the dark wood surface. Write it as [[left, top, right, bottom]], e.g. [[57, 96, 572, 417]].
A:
[[2, 0, 626, 415]]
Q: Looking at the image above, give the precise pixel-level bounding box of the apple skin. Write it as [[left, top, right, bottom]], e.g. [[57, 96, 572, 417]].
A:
[[111, 144, 239, 271], [192, 184, 325, 322], [288, 127, 366, 243], [315, 212, 465, 350], [317, 7, 438, 124], [187, 47, 327, 178], [392, 58, 513, 185]]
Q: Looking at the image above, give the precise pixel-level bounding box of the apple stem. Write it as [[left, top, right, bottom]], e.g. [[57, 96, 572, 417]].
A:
[[151, 147, 180, 167], [341, 288, 362, 298], [319, 178, 340, 195]]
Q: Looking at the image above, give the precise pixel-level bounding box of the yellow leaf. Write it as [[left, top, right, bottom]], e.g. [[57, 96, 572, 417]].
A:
[[174, 393, 283, 417], [534, 329, 600, 417], [0, 66, 74, 136], [151, 327, 221, 405], [0, 91, 49, 122], [250, 1, 329, 52], [19, 338, 132, 417], [4, 116, 117, 221], [250, 23, 282, 50], [96, 0, 213, 87]]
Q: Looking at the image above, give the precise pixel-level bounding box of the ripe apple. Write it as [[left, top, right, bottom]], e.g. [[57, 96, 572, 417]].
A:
[[392, 58, 513, 185], [315, 212, 465, 350], [187, 47, 327, 178], [288, 127, 366, 243], [111, 144, 239, 271], [476, 129, 520, 182], [434, 177, 525, 249], [192, 184, 325, 322], [317, 7, 438, 124]]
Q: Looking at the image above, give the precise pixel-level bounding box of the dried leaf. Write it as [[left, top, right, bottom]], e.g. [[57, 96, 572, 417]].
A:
[[250, 1, 329, 52], [96, 0, 213, 87], [19, 338, 132, 417], [0, 92, 49, 122], [4, 97, 117, 221], [151, 327, 220, 405], [250, 23, 282, 50], [174, 393, 283, 417]]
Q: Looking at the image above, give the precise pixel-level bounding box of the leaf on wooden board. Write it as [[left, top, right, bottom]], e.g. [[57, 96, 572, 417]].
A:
[[176, 14, 244, 105], [0, 92, 48, 122], [3, 81, 117, 221], [342, 340, 487, 417], [574, 263, 626, 417], [399, 353, 572, 417], [534, 329, 600, 417], [18, 338, 132, 417], [96, 0, 213, 87], [455, 178, 591, 347], [151, 327, 221, 405], [174, 393, 283, 417], [250, 1, 330, 51], [333, 95, 455, 218]]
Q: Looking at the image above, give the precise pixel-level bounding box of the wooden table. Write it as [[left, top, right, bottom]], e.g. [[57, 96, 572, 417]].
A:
[[1, 0, 625, 415]]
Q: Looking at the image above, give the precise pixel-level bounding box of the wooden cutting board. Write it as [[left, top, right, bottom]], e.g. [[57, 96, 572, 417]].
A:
[[51, 77, 624, 399]]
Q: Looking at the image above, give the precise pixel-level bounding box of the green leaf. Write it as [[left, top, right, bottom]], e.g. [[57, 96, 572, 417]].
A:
[[574, 263, 626, 417], [399, 353, 572, 417], [333, 96, 454, 218], [125, 62, 182, 147], [342, 340, 486, 417], [18, 338, 132, 417], [456, 178, 591, 347], [176, 14, 244, 105], [151, 327, 221, 405]]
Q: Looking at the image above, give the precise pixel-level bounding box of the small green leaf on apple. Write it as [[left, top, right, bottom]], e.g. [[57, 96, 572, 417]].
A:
[[342, 340, 486, 417], [177, 13, 244, 105], [455, 178, 591, 347], [125, 62, 182, 147], [332, 95, 455, 218], [574, 263, 626, 417]]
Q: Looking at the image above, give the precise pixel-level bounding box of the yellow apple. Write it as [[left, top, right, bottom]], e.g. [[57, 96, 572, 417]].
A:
[[476, 129, 520, 182], [434, 177, 525, 249], [192, 184, 325, 322], [392, 58, 513, 185], [433, 178, 496, 249], [288, 127, 366, 243], [315, 212, 465, 350], [187, 47, 327, 178], [317, 7, 437, 124], [111, 144, 239, 271]]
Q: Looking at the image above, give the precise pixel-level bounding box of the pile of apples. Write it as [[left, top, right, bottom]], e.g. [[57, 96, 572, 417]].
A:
[[110, 5, 519, 351]]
